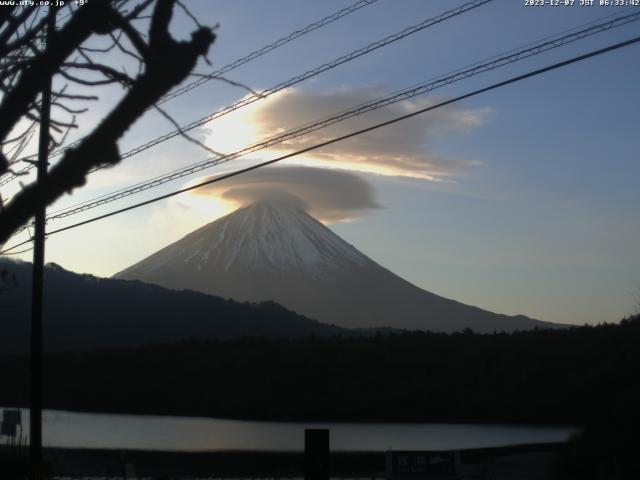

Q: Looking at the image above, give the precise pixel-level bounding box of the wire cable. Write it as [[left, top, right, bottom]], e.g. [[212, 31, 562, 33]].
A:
[[0, 0, 381, 186], [106, 0, 494, 161], [41, 10, 640, 222], [0, 2, 139, 184], [0, 0, 492, 187], [157, 0, 381, 106], [3, 33, 638, 255]]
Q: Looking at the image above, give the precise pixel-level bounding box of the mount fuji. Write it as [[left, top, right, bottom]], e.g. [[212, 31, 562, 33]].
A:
[[115, 202, 559, 332]]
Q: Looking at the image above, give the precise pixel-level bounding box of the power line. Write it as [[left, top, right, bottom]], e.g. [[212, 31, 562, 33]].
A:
[[0, 246, 33, 255], [3, 34, 638, 255], [6, 8, 636, 244], [108, 0, 493, 161], [156, 0, 381, 106], [0, 3, 134, 186], [0, 0, 381, 186], [8, 7, 635, 234], [40, 10, 640, 222], [0, 0, 492, 187], [9, 5, 636, 208]]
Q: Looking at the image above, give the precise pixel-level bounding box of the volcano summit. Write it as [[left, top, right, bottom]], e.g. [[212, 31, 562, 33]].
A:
[[115, 202, 558, 332]]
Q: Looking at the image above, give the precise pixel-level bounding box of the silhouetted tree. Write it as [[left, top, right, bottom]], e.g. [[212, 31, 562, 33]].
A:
[[0, 0, 216, 245], [2, 316, 638, 423]]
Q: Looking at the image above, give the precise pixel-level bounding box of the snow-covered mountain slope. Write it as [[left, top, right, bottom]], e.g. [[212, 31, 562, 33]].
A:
[[118, 202, 371, 278], [115, 202, 561, 332]]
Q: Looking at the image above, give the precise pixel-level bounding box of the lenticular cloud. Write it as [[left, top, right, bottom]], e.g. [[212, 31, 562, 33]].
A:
[[192, 165, 380, 224]]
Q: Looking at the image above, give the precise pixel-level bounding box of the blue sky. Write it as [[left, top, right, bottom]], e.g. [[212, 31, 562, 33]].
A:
[[5, 0, 640, 325]]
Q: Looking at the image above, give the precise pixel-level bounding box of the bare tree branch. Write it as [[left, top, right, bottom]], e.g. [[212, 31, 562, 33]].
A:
[[189, 72, 265, 98], [153, 103, 224, 158], [0, 1, 118, 153], [0, 0, 216, 244]]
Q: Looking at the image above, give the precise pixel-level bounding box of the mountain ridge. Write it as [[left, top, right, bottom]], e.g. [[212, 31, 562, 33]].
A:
[[0, 257, 349, 353], [116, 202, 562, 332]]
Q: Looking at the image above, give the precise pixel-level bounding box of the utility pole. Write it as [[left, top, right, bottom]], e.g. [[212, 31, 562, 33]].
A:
[[30, 6, 55, 480]]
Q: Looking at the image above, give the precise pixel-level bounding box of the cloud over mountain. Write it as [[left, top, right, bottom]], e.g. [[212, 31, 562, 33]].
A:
[[193, 165, 380, 223], [232, 87, 489, 179]]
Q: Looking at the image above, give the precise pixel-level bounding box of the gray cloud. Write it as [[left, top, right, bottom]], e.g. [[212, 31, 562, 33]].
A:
[[193, 165, 380, 223], [247, 87, 488, 179]]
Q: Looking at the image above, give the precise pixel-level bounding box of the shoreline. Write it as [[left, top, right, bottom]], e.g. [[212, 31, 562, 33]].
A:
[[33, 443, 566, 478], [1, 403, 579, 427]]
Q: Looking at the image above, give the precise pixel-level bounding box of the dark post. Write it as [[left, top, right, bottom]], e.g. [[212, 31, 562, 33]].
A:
[[30, 6, 55, 480], [304, 428, 330, 480]]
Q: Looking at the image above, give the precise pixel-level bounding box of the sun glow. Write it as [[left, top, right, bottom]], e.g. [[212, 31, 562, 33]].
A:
[[279, 154, 443, 181], [204, 101, 264, 157], [173, 187, 238, 219]]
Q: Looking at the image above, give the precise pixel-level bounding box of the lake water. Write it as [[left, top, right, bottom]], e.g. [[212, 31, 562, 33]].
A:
[[4, 408, 576, 452]]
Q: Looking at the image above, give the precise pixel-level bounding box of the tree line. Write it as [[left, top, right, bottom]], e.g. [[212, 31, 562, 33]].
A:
[[1, 315, 638, 425]]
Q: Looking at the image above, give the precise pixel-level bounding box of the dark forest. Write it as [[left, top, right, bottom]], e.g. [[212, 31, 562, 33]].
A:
[[1, 315, 638, 424]]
